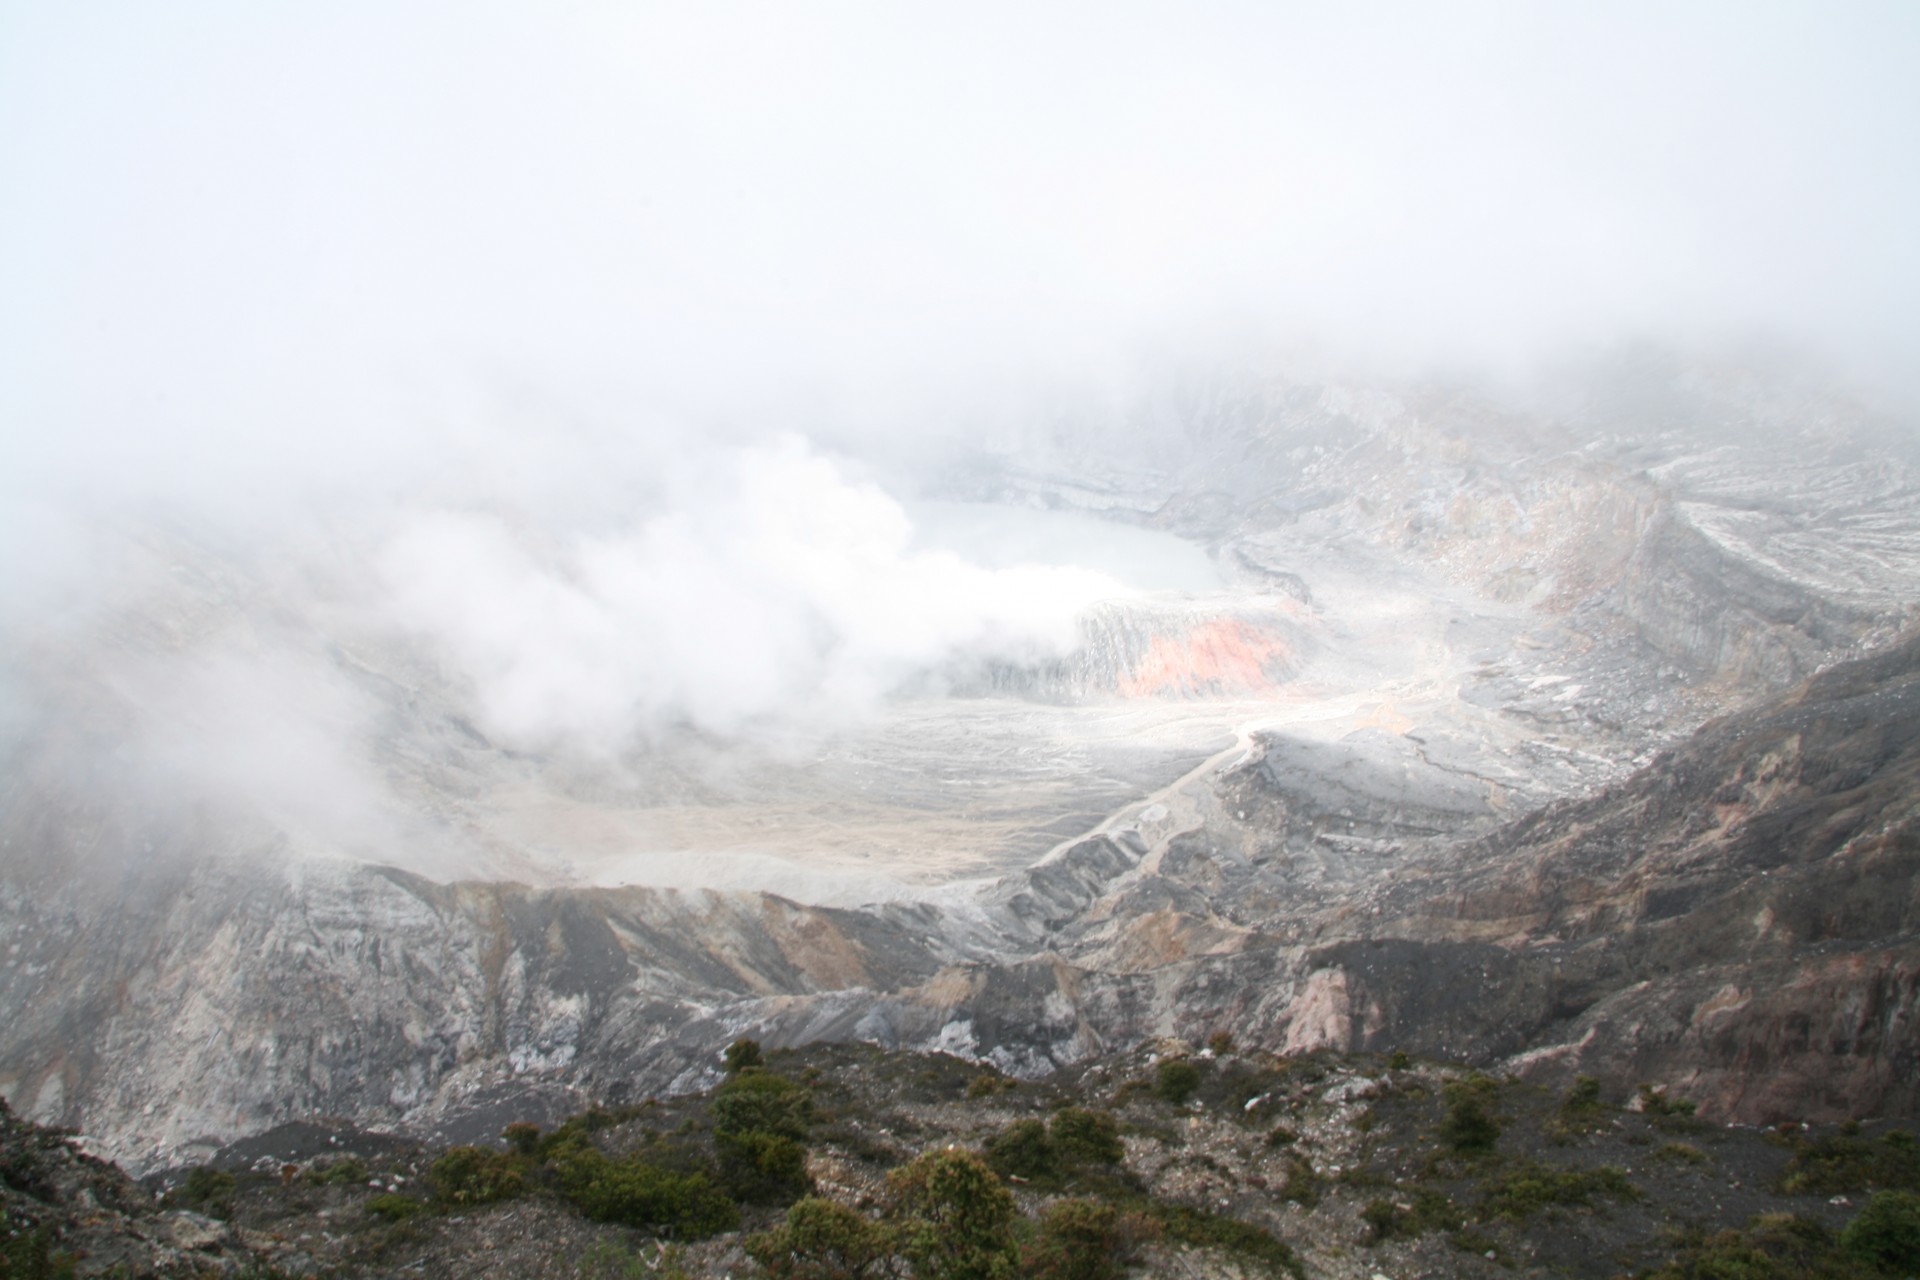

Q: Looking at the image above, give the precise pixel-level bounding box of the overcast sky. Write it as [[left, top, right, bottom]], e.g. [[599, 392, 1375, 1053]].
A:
[[3, 0, 1918, 506]]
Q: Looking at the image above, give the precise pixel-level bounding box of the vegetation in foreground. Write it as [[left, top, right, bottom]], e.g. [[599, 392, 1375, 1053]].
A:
[[6, 1040, 1920, 1278]]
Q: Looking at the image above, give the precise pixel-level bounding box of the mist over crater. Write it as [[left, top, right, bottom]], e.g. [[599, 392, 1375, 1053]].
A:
[[5, 0, 1920, 1184]]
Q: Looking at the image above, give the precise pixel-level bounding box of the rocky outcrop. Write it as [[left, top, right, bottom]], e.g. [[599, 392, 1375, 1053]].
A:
[[0, 857, 960, 1170], [1088, 629, 1920, 1120], [0, 1093, 281, 1277], [1609, 498, 1892, 688]]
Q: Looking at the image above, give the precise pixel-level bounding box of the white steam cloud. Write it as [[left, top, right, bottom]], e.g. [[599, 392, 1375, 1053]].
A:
[[379, 439, 1130, 750]]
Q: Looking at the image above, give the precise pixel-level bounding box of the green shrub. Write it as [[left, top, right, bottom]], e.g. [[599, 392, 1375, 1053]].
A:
[[1564, 1075, 1603, 1110], [1654, 1142, 1709, 1166], [725, 1038, 765, 1074], [365, 1194, 423, 1222], [745, 1196, 896, 1279], [718, 1129, 812, 1206], [1637, 1084, 1695, 1117], [177, 1165, 238, 1216], [1549, 1076, 1613, 1143], [1841, 1189, 1920, 1271], [1278, 1154, 1323, 1207], [1024, 1198, 1155, 1280], [1644, 1213, 1871, 1279], [1359, 1198, 1397, 1242], [1145, 1201, 1301, 1277], [0, 1210, 76, 1280], [886, 1149, 1019, 1280], [710, 1066, 814, 1205], [1153, 1059, 1201, 1105], [1050, 1109, 1125, 1167], [966, 1074, 1013, 1100], [1361, 1189, 1461, 1243], [984, 1119, 1056, 1182], [552, 1143, 738, 1238], [581, 1239, 691, 1280], [1779, 1127, 1920, 1195], [537, 1106, 631, 1157], [712, 1070, 813, 1142], [306, 1157, 369, 1187], [1477, 1161, 1638, 1219], [1440, 1080, 1501, 1154], [1638, 1084, 1706, 1133], [501, 1122, 541, 1157], [428, 1145, 525, 1206], [1206, 1031, 1234, 1056]]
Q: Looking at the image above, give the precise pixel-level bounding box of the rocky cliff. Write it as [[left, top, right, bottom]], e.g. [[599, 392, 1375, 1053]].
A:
[[838, 628, 1920, 1124]]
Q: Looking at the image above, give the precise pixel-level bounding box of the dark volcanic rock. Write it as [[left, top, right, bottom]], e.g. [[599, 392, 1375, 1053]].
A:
[[835, 630, 1920, 1123], [1340, 628, 1920, 1118], [0, 1094, 276, 1277]]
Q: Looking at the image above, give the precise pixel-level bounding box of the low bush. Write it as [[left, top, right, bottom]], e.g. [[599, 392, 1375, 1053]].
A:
[[365, 1194, 423, 1222], [1638, 1085, 1707, 1133], [981, 1108, 1127, 1188], [1440, 1079, 1501, 1155], [712, 1070, 813, 1143], [0, 1209, 74, 1280], [428, 1146, 525, 1207], [746, 1196, 896, 1279], [306, 1157, 368, 1187], [1278, 1154, 1322, 1207], [1840, 1189, 1920, 1272], [1023, 1198, 1156, 1280], [581, 1239, 692, 1280], [1050, 1109, 1124, 1167], [1562, 1075, 1606, 1114], [1653, 1142, 1709, 1166], [1153, 1059, 1201, 1106], [537, 1107, 637, 1158], [984, 1119, 1056, 1182], [886, 1149, 1019, 1280], [1477, 1161, 1638, 1219], [1145, 1201, 1301, 1277], [1779, 1127, 1920, 1196], [1361, 1189, 1461, 1243], [176, 1165, 238, 1216], [965, 1075, 1014, 1100], [725, 1038, 765, 1075], [1554, 1075, 1615, 1137], [718, 1129, 812, 1205], [1645, 1212, 1879, 1279], [711, 1066, 814, 1205], [552, 1142, 738, 1238]]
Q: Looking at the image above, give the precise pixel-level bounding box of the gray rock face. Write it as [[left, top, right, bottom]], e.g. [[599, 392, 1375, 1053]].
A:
[[907, 629, 1920, 1121], [0, 852, 969, 1170]]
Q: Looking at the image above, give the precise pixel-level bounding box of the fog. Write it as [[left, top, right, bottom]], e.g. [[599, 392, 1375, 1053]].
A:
[[3, 3, 1918, 868], [5, 2, 1918, 493], [378, 438, 1134, 750]]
